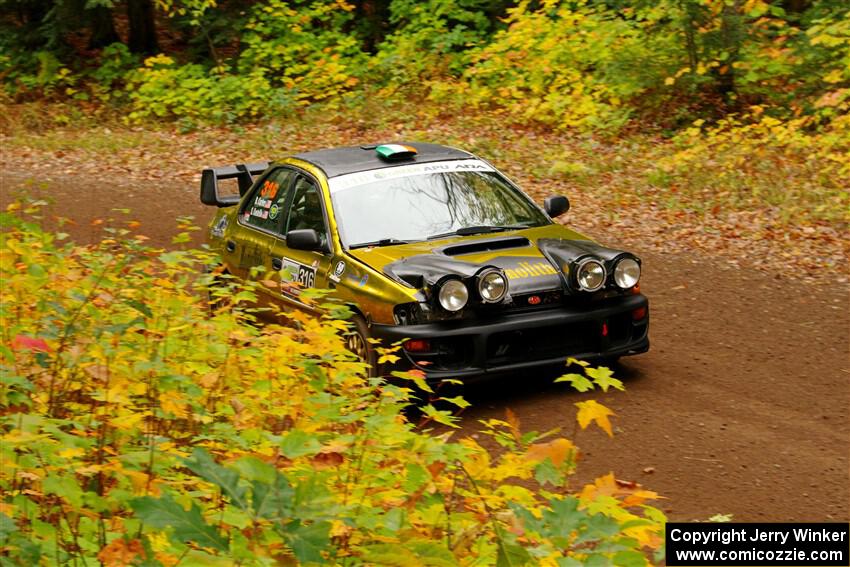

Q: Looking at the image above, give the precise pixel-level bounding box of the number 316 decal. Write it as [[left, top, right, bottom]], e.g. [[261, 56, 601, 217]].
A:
[[280, 258, 316, 292]]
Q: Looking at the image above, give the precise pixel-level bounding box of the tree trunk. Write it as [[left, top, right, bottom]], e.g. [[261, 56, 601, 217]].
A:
[[127, 0, 158, 54], [88, 6, 120, 49]]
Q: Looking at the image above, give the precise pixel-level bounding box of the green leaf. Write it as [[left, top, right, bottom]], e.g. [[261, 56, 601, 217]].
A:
[[42, 474, 83, 509], [184, 448, 249, 511], [496, 542, 531, 567], [534, 459, 565, 487], [360, 543, 420, 565], [586, 366, 623, 393], [408, 539, 458, 566], [131, 495, 228, 552], [283, 520, 330, 564], [541, 497, 584, 546], [438, 395, 471, 409], [556, 558, 585, 567], [279, 430, 322, 459], [125, 299, 153, 318], [613, 549, 649, 566], [421, 404, 460, 428], [0, 513, 18, 540], [554, 373, 594, 392], [251, 474, 294, 519]]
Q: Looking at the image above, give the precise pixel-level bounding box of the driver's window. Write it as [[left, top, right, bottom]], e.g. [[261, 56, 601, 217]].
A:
[[285, 176, 327, 246], [241, 168, 293, 233]]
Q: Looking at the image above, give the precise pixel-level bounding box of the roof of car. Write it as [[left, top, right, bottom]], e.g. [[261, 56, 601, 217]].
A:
[[292, 142, 475, 178]]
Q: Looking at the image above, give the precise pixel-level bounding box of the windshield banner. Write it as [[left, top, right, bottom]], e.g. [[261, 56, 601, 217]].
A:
[[329, 160, 495, 193]]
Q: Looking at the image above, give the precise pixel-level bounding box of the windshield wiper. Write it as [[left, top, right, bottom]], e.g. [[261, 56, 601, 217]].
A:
[[349, 238, 418, 249], [427, 224, 530, 241]]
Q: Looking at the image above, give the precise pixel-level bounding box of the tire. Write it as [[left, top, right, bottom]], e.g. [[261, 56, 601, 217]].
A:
[[346, 314, 378, 377]]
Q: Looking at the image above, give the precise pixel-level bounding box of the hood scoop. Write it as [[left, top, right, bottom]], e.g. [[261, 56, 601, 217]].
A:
[[440, 236, 531, 257]]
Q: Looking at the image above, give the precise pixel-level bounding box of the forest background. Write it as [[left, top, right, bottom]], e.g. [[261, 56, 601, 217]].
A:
[[0, 0, 848, 565]]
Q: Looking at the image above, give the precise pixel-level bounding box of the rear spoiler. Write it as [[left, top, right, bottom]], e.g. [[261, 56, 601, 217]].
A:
[[200, 162, 270, 207]]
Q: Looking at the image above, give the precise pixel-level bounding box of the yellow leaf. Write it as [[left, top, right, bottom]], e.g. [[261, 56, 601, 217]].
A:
[[623, 489, 660, 507], [109, 412, 145, 430], [575, 400, 615, 437], [579, 472, 618, 502], [58, 447, 86, 459], [526, 438, 575, 465], [664, 77, 675, 86]]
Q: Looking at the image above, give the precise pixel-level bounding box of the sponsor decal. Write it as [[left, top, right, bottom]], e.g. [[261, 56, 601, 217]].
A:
[[255, 196, 272, 209], [210, 215, 229, 238], [250, 206, 269, 219], [329, 159, 496, 192], [329, 260, 346, 283], [279, 258, 316, 290], [345, 272, 369, 287], [269, 203, 280, 220], [504, 261, 558, 280], [259, 180, 279, 199]]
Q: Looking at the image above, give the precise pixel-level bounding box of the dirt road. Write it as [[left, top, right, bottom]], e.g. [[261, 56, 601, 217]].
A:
[[2, 173, 848, 523]]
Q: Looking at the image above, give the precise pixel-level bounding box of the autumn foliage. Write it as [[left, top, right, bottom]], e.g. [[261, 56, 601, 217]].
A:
[[0, 203, 664, 565]]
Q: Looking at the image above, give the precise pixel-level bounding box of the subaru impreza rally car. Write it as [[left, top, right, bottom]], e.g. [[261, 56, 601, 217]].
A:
[[201, 142, 648, 381]]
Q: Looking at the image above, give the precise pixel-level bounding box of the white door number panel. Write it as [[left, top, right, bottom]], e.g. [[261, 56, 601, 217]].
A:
[[280, 258, 316, 290]]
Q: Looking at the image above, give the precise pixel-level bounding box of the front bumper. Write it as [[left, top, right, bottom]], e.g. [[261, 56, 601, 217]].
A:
[[372, 294, 649, 381]]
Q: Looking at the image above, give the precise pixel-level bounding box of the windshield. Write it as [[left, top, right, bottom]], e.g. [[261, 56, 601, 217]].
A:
[[329, 161, 550, 248]]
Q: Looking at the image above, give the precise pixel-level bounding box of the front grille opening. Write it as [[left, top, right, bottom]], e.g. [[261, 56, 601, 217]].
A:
[[407, 337, 474, 371], [487, 322, 598, 364]]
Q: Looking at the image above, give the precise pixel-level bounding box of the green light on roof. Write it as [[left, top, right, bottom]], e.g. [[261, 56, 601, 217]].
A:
[[376, 144, 418, 161]]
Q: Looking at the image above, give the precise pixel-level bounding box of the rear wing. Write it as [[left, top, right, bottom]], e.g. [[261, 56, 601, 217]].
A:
[[200, 162, 270, 207]]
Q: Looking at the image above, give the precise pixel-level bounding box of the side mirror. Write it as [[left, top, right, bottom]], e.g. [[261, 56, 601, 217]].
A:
[[286, 229, 324, 252], [544, 195, 570, 218]]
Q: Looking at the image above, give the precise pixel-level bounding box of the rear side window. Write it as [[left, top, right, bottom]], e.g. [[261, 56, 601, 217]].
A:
[[241, 168, 293, 233]]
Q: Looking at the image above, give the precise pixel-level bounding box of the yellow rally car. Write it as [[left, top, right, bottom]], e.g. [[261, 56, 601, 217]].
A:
[[201, 142, 649, 381]]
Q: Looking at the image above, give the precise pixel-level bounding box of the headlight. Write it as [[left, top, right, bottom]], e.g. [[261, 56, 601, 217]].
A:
[[576, 258, 606, 292], [614, 257, 640, 289], [438, 279, 469, 312], [478, 269, 508, 303]]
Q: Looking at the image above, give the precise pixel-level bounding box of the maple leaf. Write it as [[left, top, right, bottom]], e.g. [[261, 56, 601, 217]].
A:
[[585, 366, 624, 393], [554, 372, 593, 392], [525, 438, 576, 466], [98, 538, 145, 567], [575, 400, 615, 437]]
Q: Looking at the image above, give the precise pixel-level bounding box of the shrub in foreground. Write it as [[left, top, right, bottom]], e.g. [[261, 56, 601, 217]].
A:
[[0, 204, 664, 565]]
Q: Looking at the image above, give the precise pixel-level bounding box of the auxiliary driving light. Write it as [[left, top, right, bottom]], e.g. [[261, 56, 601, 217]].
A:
[[576, 258, 606, 292], [477, 269, 508, 303], [614, 257, 641, 289], [438, 279, 469, 312]]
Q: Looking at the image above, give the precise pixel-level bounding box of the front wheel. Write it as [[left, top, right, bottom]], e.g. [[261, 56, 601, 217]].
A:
[[346, 314, 378, 377]]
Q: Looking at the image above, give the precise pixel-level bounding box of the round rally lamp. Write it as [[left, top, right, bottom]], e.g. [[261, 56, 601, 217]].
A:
[[477, 269, 508, 303], [576, 258, 606, 292], [438, 279, 469, 312], [614, 257, 640, 289]]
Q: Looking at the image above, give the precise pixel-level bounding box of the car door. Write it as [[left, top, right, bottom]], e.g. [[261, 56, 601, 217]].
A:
[[269, 172, 333, 310], [230, 166, 296, 290]]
